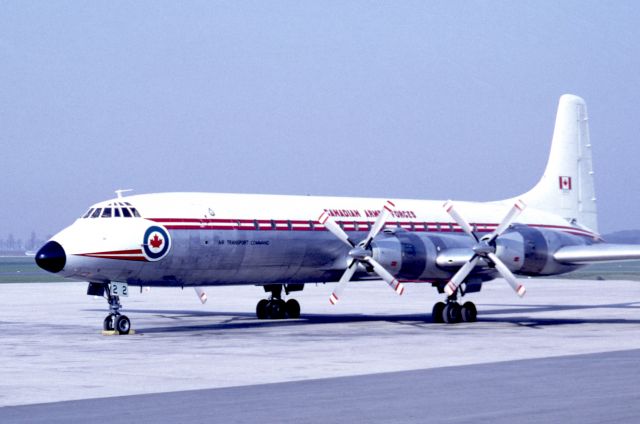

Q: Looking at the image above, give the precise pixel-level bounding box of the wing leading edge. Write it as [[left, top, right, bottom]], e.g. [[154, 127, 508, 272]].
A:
[[554, 244, 640, 264]]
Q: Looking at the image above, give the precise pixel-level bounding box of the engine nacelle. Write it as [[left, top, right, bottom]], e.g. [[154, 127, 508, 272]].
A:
[[370, 225, 589, 282], [500, 225, 587, 276], [371, 230, 475, 281]]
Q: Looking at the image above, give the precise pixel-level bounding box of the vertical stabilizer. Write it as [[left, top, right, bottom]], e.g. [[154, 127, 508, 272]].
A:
[[518, 94, 598, 232]]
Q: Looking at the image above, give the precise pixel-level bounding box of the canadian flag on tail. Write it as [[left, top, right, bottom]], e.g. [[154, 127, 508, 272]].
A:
[[559, 176, 572, 191]]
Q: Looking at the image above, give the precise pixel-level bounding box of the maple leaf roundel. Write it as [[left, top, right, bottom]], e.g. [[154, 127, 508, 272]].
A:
[[142, 225, 171, 261]]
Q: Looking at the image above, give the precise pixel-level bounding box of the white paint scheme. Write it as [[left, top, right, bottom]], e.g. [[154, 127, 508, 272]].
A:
[[34, 94, 640, 327], [513, 94, 597, 232]]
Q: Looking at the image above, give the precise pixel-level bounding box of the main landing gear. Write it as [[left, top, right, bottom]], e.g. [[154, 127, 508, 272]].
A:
[[256, 284, 301, 320], [432, 293, 477, 324], [88, 282, 132, 334]]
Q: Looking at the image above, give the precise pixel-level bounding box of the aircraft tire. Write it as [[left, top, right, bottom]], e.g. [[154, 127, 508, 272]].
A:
[[285, 299, 300, 319], [256, 299, 269, 319], [432, 302, 446, 323], [103, 314, 115, 331], [115, 315, 131, 334], [443, 303, 462, 324], [269, 299, 287, 319], [461, 302, 477, 322]]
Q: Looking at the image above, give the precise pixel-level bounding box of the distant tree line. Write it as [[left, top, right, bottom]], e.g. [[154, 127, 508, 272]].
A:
[[0, 232, 50, 254]]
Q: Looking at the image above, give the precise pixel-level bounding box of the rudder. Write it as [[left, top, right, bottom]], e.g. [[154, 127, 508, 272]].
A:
[[518, 94, 598, 232]]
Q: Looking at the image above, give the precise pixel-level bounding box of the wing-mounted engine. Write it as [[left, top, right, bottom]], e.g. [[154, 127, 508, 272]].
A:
[[354, 221, 590, 288], [430, 225, 590, 279], [504, 225, 588, 276], [370, 230, 474, 282]]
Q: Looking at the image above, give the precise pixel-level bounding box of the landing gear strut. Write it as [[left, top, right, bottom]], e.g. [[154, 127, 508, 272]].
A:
[[431, 292, 477, 324], [256, 284, 301, 320], [88, 282, 132, 334]]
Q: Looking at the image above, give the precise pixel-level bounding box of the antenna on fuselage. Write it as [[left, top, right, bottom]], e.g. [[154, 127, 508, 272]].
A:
[[115, 189, 133, 199]]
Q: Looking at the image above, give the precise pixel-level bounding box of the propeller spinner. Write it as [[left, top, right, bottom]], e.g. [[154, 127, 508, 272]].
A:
[[442, 199, 527, 297], [319, 200, 405, 304]]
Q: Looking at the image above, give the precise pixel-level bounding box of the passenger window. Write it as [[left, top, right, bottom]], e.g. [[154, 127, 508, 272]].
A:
[[102, 208, 112, 218], [114, 208, 121, 217], [91, 208, 102, 218], [82, 208, 94, 218], [130, 208, 141, 217], [122, 208, 132, 218]]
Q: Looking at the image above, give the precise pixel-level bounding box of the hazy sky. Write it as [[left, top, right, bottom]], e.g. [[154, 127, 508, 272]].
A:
[[2, 1, 640, 240]]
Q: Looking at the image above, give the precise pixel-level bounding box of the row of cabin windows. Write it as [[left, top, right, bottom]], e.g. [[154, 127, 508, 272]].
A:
[[81, 202, 141, 219], [225, 221, 474, 232]]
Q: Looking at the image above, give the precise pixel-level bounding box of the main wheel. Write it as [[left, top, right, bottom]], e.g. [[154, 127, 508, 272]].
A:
[[256, 299, 269, 319], [285, 299, 301, 319], [443, 303, 462, 324], [103, 314, 115, 331], [269, 299, 287, 319], [432, 302, 446, 323], [461, 302, 478, 322], [115, 315, 131, 334]]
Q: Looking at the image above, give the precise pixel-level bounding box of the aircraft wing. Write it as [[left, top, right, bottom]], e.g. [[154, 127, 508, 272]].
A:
[[553, 244, 640, 264]]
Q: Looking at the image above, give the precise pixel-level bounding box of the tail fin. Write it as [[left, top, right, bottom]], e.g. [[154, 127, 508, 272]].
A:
[[518, 94, 598, 232]]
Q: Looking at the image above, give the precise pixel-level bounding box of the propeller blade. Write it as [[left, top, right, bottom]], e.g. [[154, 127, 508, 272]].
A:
[[365, 256, 405, 295], [486, 199, 526, 242], [318, 211, 355, 247], [362, 200, 395, 249], [487, 252, 526, 297], [329, 259, 358, 305], [443, 200, 477, 241], [194, 287, 208, 304], [444, 255, 480, 296]]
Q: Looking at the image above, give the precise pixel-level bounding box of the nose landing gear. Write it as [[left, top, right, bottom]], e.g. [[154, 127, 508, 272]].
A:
[[103, 293, 132, 334], [87, 282, 133, 335]]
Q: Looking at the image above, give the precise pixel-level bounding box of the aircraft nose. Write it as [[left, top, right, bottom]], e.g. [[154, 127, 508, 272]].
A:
[[35, 241, 66, 273]]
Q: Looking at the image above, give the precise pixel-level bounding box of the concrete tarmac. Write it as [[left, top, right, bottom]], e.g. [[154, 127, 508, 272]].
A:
[[1, 278, 640, 420], [3, 349, 640, 423]]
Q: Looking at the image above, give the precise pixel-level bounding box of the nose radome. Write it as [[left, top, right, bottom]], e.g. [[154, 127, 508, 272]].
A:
[[35, 241, 66, 273]]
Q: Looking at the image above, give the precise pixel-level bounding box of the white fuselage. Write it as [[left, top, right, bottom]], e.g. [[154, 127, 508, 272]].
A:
[[47, 192, 594, 287]]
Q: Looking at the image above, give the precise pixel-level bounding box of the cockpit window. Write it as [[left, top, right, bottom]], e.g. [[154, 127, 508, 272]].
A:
[[82, 203, 140, 219]]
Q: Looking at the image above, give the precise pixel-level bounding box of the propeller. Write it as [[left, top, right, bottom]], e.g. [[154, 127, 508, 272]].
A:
[[319, 200, 405, 304], [195, 287, 208, 304], [442, 199, 527, 297]]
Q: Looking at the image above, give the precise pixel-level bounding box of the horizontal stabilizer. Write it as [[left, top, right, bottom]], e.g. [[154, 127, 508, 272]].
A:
[[554, 244, 640, 264]]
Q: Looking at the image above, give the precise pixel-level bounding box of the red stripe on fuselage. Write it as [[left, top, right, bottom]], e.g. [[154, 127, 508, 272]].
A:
[[78, 249, 143, 255], [148, 218, 597, 238], [77, 253, 147, 261]]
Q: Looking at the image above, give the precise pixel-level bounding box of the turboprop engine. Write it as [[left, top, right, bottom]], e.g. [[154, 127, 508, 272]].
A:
[[320, 199, 591, 303], [368, 225, 587, 285]]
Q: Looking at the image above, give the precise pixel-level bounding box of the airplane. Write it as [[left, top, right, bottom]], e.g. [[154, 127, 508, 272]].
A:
[[35, 94, 640, 334]]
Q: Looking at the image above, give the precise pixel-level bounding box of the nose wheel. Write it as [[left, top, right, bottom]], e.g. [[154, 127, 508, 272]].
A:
[[89, 282, 133, 335], [103, 313, 131, 333], [103, 290, 132, 334]]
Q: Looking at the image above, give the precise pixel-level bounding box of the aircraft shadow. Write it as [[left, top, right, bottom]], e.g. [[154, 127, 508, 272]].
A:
[[86, 301, 640, 334]]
